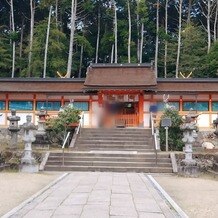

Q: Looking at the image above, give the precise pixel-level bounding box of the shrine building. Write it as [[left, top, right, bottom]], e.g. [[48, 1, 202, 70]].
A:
[[0, 63, 218, 129]]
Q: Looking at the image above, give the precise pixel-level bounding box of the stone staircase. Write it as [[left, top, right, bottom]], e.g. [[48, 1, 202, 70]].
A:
[[45, 128, 173, 173]]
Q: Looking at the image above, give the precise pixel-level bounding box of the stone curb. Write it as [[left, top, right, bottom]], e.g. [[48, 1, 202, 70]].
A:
[[2, 172, 69, 218], [147, 175, 189, 218]]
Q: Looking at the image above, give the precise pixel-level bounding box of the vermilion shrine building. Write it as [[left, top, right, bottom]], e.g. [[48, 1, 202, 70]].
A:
[[0, 63, 218, 129]]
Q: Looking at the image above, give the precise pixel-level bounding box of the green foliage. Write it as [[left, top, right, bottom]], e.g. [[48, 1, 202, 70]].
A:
[[0, 26, 11, 76], [180, 25, 207, 76], [206, 42, 218, 78], [159, 107, 184, 151], [24, 19, 68, 77], [46, 107, 81, 144], [0, 0, 217, 77]]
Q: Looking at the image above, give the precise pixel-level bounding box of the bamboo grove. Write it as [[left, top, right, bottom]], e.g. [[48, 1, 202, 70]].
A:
[[0, 0, 218, 78]]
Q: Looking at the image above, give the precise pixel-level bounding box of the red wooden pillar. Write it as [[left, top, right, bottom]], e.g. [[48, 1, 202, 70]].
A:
[[139, 92, 144, 127], [209, 94, 212, 126], [5, 93, 9, 126], [89, 95, 93, 127], [33, 94, 36, 124], [61, 96, 65, 107], [98, 91, 103, 106], [179, 96, 183, 112]]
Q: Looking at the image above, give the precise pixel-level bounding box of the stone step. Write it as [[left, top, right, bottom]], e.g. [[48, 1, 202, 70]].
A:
[[49, 152, 170, 158], [74, 146, 154, 150], [81, 131, 152, 135], [74, 147, 154, 152], [46, 160, 172, 167], [82, 128, 151, 132], [48, 156, 171, 163], [80, 132, 151, 135], [76, 140, 149, 145], [78, 136, 150, 140], [44, 165, 173, 173]]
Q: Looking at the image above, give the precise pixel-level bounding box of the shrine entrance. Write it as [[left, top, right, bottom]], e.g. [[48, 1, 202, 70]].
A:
[[98, 91, 144, 127]]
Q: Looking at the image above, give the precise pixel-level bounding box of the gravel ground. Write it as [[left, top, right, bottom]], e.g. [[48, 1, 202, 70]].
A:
[[0, 172, 60, 216], [153, 173, 218, 218]]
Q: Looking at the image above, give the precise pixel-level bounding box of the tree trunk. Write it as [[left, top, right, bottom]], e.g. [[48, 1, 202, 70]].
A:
[[127, 0, 131, 63], [207, 0, 211, 53], [78, 44, 83, 78], [114, 2, 118, 63], [214, 0, 218, 41], [10, 0, 15, 78], [19, 18, 24, 58], [187, 0, 192, 24], [139, 23, 144, 63], [136, 0, 140, 62], [95, 7, 100, 63], [66, 0, 77, 78], [155, 1, 159, 78], [164, 0, 168, 78], [55, 0, 58, 28], [28, 0, 35, 77], [176, 0, 183, 78], [111, 44, 114, 63], [43, 6, 52, 78]]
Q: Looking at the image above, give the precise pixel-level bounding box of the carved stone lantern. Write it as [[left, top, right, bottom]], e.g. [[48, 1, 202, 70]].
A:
[[179, 109, 200, 176], [36, 107, 47, 135], [34, 107, 49, 146], [20, 115, 38, 173], [7, 110, 20, 148], [213, 116, 218, 136]]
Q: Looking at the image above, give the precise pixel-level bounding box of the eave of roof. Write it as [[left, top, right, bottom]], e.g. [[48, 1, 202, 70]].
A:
[[0, 78, 85, 83]]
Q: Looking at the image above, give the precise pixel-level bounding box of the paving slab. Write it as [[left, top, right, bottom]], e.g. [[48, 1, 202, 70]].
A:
[[6, 172, 180, 218]]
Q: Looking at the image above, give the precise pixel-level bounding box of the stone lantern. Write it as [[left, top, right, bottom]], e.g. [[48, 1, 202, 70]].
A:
[[179, 109, 200, 176], [213, 116, 218, 136], [34, 107, 49, 146], [20, 115, 38, 173], [7, 110, 20, 148]]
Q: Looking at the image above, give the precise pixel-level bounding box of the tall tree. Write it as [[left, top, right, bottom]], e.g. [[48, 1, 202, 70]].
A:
[[127, 0, 131, 63], [113, 0, 118, 63], [66, 0, 77, 78], [214, 0, 218, 41], [95, 6, 100, 63], [28, 0, 35, 77], [155, 0, 160, 77], [10, 0, 15, 78], [43, 6, 52, 78], [176, 0, 183, 78], [164, 0, 168, 78]]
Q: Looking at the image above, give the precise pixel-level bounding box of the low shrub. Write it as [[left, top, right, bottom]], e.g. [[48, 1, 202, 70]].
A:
[[46, 106, 81, 145], [159, 107, 184, 151]]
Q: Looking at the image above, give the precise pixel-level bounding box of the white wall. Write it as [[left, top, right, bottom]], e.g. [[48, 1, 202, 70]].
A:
[[91, 102, 99, 127], [0, 112, 6, 126]]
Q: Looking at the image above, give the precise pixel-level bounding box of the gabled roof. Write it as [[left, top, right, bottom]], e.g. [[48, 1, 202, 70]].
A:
[[0, 78, 85, 94], [84, 64, 157, 91]]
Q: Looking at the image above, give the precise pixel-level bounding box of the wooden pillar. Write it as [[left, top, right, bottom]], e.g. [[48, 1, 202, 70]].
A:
[[89, 95, 93, 127], [98, 91, 103, 105], [5, 93, 9, 126], [61, 96, 65, 107], [139, 92, 144, 127], [179, 95, 183, 112], [33, 94, 36, 124], [209, 94, 212, 127]]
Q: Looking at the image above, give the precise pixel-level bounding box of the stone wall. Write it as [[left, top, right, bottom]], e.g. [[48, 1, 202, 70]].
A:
[[0, 128, 23, 146]]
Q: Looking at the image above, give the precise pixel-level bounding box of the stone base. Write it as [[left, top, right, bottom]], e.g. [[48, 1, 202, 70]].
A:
[[178, 165, 200, 177], [33, 134, 49, 146], [20, 164, 39, 173]]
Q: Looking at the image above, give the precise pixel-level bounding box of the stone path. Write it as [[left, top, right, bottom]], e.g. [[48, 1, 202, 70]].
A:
[[10, 172, 178, 218]]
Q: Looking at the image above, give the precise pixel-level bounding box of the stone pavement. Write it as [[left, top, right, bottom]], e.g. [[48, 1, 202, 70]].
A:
[[10, 172, 178, 218]]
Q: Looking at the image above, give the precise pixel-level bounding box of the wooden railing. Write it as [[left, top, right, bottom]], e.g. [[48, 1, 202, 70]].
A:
[[114, 114, 139, 127]]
